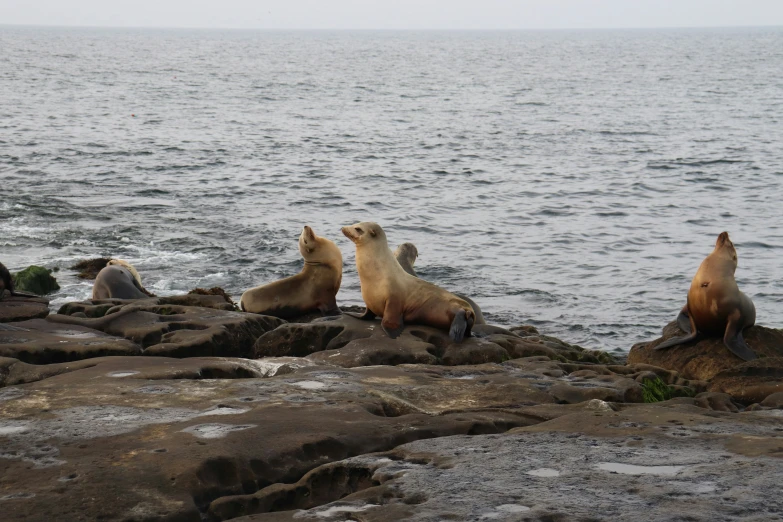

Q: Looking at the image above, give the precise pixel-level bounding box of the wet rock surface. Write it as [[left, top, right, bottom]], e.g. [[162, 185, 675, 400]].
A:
[[629, 320, 783, 380], [0, 292, 50, 323], [235, 403, 783, 522], [51, 301, 283, 358], [0, 299, 781, 521]]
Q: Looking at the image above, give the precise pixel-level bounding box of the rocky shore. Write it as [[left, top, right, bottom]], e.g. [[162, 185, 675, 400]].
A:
[[1, 271, 783, 521]]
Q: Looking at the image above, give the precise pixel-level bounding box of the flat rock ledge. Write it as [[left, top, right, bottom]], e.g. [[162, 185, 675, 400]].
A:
[[0, 298, 781, 521]]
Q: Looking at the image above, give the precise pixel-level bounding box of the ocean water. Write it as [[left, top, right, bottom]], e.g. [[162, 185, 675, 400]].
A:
[[1, 26, 782, 354]]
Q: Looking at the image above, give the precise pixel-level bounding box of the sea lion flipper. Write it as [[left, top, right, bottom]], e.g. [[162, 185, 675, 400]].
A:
[[723, 311, 757, 361], [449, 309, 470, 343], [676, 305, 692, 334], [381, 299, 404, 339], [318, 300, 341, 317], [655, 310, 700, 350], [345, 308, 377, 320]]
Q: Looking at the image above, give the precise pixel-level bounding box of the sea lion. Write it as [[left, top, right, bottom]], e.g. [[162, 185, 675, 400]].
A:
[[239, 225, 342, 319], [92, 260, 152, 300], [393, 242, 487, 325], [342, 222, 474, 342], [656, 231, 757, 361], [0, 261, 38, 299]]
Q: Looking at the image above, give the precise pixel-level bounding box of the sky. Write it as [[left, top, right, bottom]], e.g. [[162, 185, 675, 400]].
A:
[[1, 0, 783, 30]]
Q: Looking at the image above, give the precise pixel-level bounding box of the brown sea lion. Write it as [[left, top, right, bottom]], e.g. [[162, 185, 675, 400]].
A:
[[656, 231, 757, 361], [342, 222, 474, 342], [0, 261, 38, 299], [92, 260, 152, 300], [393, 242, 486, 325], [239, 225, 342, 319]]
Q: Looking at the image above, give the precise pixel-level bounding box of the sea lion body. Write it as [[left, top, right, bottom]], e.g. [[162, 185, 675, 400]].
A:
[[93, 265, 149, 300], [343, 222, 474, 342], [656, 231, 757, 360], [393, 242, 486, 325], [239, 226, 342, 319]]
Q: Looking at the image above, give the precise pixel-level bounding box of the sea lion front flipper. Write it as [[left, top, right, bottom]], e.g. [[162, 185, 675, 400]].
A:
[[449, 309, 470, 343], [318, 299, 341, 317], [723, 310, 757, 361], [655, 311, 700, 350], [345, 308, 376, 320], [381, 299, 404, 339]]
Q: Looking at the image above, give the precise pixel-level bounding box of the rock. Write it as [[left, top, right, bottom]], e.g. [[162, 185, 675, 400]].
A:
[[0, 318, 142, 364], [708, 357, 783, 404], [760, 391, 783, 409], [57, 293, 238, 316], [0, 292, 50, 323], [219, 403, 783, 522], [12, 266, 60, 295], [628, 320, 783, 380], [0, 357, 549, 521], [188, 286, 237, 309], [256, 314, 615, 367], [69, 258, 111, 279], [50, 303, 284, 358]]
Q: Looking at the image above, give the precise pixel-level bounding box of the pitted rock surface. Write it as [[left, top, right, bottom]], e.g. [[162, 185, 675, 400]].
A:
[[629, 320, 783, 380], [0, 318, 141, 364], [230, 403, 783, 522]]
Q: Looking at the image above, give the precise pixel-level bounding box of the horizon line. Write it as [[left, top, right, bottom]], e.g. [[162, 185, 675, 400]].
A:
[[2, 23, 783, 31]]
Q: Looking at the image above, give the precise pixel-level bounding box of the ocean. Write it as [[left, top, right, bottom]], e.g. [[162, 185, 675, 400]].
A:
[[1, 26, 781, 354]]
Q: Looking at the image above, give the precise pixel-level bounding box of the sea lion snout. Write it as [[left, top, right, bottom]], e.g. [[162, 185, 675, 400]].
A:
[[717, 231, 731, 247]]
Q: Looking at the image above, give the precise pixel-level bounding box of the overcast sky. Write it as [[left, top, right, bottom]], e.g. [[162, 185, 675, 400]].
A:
[[2, 0, 783, 30]]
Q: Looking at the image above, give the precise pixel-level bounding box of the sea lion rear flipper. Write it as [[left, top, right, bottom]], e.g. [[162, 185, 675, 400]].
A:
[[449, 309, 471, 343], [345, 308, 376, 320], [655, 310, 700, 350], [676, 305, 692, 334], [723, 311, 757, 361]]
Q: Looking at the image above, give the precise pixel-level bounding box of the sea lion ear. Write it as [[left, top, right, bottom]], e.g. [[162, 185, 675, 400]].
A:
[[369, 228, 377, 238]]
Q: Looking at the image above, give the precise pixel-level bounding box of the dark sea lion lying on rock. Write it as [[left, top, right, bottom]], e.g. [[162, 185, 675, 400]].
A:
[[342, 222, 474, 342], [394, 242, 486, 325], [656, 232, 757, 361]]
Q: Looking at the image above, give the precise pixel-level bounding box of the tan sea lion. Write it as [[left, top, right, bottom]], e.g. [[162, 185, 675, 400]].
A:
[[342, 222, 475, 342], [393, 242, 486, 325], [656, 231, 757, 361], [239, 225, 342, 319], [92, 260, 152, 300]]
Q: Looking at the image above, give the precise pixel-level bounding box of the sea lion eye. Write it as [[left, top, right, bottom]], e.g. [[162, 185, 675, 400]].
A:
[[355, 227, 363, 234]]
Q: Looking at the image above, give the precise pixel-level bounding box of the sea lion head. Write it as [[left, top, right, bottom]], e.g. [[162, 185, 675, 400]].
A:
[[341, 222, 387, 247], [299, 226, 342, 268], [107, 259, 143, 287], [713, 231, 738, 266], [394, 243, 418, 265]]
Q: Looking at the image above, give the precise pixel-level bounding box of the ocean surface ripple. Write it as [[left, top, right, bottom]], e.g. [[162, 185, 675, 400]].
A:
[[1, 27, 782, 354]]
